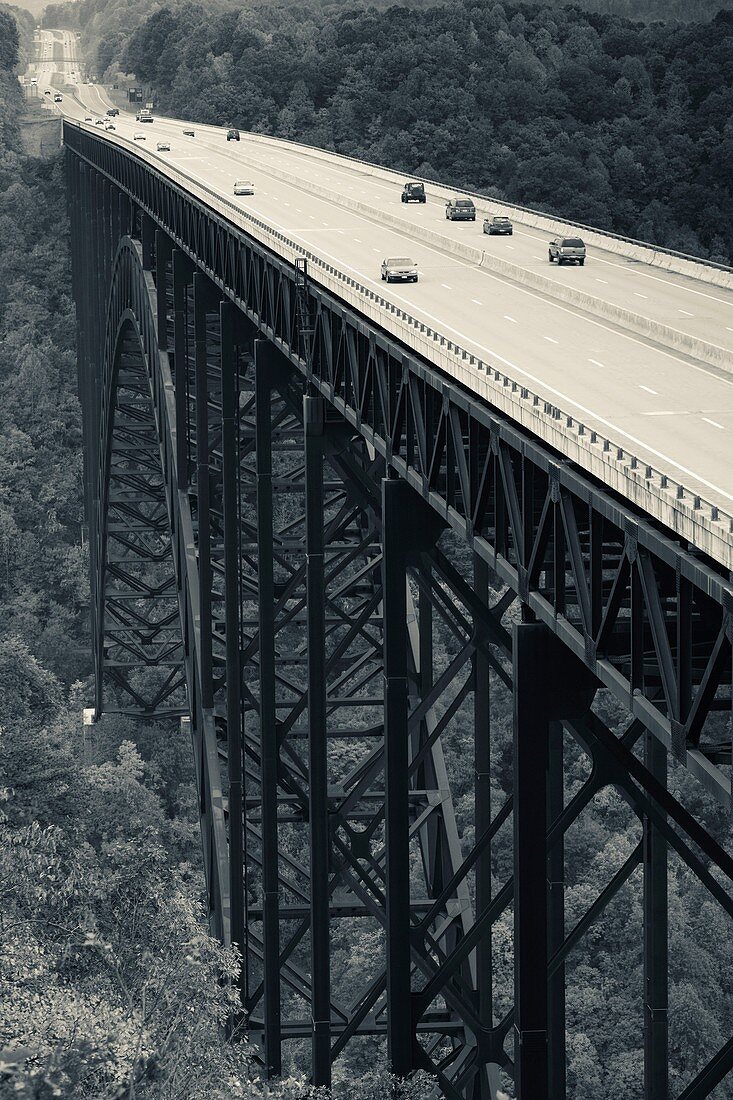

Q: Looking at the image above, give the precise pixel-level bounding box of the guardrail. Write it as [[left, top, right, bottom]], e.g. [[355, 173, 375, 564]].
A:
[[65, 120, 733, 569]]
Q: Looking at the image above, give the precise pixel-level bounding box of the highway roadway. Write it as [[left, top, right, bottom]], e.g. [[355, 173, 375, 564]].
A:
[[33, 30, 733, 542]]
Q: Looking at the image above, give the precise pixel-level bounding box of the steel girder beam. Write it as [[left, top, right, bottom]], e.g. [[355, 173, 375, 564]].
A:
[[66, 136, 733, 1098]]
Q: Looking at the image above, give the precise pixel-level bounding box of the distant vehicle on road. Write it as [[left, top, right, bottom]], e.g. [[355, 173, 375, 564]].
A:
[[548, 237, 586, 266], [44, 90, 51, 96], [227, 128, 240, 141], [133, 132, 146, 141], [30, 77, 38, 85], [156, 140, 170, 151], [445, 198, 475, 221], [105, 122, 115, 131], [183, 128, 195, 137], [107, 107, 119, 116], [401, 182, 426, 204], [483, 215, 513, 236], [381, 257, 418, 284], [53, 93, 62, 102], [233, 179, 255, 195], [136, 108, 153, 122], [94, 118, 104, 125]]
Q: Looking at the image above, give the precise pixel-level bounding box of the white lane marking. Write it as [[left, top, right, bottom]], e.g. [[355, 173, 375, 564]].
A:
[[284, 201, 290, 207], [634, 293, 649, 299], [506, 245, 515, 250], [544, 336, 559, 344], [309, 215, 315, 220], [644, 410, 677, 416], [596, 279, 608, 285], [441, 283, 452, 290], [372, 247, 381, 252], [702, 417, 725, 430], [322, 221, 329, 226], [678, 309, 693, 316], [639, 385, 658, 394], [504, 315, 517, 323], [471, 299, 482, 305], [354, 237, 362, 243], [588, 359, 604, 367]]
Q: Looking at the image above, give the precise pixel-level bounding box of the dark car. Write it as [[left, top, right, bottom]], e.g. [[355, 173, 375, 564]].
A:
[[483, 215, 513, 236], [227, 128, 240, 141], [401, 181, 426, 204], [548, 237, 586, 265], [446, 198, 476, 221], [107, 107, 119, 116]]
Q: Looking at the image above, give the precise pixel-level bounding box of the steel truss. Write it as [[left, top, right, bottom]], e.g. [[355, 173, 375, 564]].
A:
[[66, 129, 733, 1098]]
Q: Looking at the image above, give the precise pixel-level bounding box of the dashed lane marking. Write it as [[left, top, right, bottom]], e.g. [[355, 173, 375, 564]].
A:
[[702, 417, 725, 430], [639, 385, 658, 394]]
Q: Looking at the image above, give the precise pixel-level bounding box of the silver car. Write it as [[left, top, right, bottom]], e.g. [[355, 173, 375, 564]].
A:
[[381, 257, 418, 284], [133, 132, 146, 141], [156, 141, 171, 151]]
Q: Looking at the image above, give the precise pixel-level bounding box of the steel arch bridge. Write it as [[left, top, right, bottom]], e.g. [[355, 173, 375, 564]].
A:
[[66, 124, 733, 1099]]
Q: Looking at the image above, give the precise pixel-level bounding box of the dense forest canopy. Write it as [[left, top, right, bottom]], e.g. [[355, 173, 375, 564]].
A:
[[74, 0, 733, 262]]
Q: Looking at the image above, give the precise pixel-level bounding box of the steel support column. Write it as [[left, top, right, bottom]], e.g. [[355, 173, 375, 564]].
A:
[[172, 249, 191, 491], [383, 476, 413, 1078], [194, 273, 215, 709], [304, 393, 331, 1087], [255, 339, 282, 1078], [221, 301, 246, 1010], [644, 731, 669, 1098], [548, 720, 566, 1100], [513, 623, 551, 1097]]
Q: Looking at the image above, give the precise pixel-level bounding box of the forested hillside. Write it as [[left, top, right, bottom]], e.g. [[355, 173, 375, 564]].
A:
[[85, 0, 733, 262]]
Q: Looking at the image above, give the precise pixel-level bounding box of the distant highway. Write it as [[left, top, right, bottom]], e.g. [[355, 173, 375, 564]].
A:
[[34, 30, 733, 560]]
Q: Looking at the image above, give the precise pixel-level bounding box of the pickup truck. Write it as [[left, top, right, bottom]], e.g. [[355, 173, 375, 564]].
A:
[[483, 216, 513, 236], [401, 182, 426, 204], [381, 257, 418, 284], [446, 198, 476, 221], [548, 237, 586, 266]]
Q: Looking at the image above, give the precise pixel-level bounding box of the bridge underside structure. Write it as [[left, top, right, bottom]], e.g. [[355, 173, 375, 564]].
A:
[[66, 125, 733, 1099]]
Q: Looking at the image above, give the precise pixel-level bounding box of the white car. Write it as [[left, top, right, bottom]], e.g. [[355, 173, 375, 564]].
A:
[[84, 115, 92, 121], [380, 257, 419, 284], [94, 118, 104, 126], [156, 141, 170, 151], [133, 132, 146, 141], [233, 180, 255, 196]]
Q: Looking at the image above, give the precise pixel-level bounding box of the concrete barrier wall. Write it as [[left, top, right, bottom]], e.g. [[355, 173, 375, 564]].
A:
[[239, 131, 733, 293], [231, 149, 733, 376], [71, 122, 733, 569]]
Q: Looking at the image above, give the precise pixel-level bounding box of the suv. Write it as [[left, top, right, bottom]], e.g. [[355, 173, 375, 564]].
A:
[[549, 237, 586, 266], [53, 93, 62, 103], [227, 128, 240, 141], [446, 198, 476, 221], [381, 256, 418, 284], [107, 107, 119, 117], [401, 181, 426, 204], [484, 215, 513, 236]]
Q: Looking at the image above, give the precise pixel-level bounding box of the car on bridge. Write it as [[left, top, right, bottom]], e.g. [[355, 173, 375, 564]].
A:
[[53, 93, 62, 102], [483, 215, 513, 236], [104, 122, 116, 131], [84, 115, 92, 121], [227, 128, 240, 141], [233, 179, 255, 195], [183, 129, 195, 137], [445, 198, 476, 221], [44, 90, 50, 96], [381, 257, 418, 283], [94, 118, 104, 125], [548, 237, 586, 265], [156, 140, 171, 151], [108, 107, 119, 116], [401, 181, 426, 203], [133, 132, 146, 141]]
